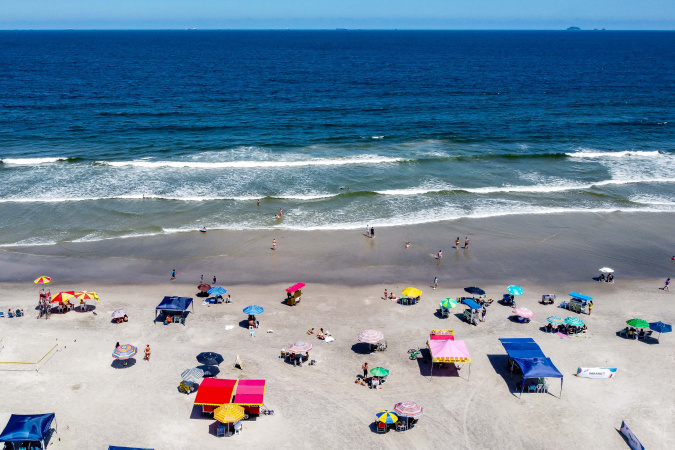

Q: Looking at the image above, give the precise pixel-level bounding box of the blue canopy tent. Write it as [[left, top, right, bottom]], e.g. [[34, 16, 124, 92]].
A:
[[463, 299, 482, 310], [568, 292, 593, 302], [155, 296, 194, 320], [499, 338, 546, 359], [512, 357, 564, 398], [0, 413, 56, 449]]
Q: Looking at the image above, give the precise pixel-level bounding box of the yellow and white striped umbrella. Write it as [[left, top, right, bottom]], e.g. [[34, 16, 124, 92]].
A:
[[214, 404, 245, 423]]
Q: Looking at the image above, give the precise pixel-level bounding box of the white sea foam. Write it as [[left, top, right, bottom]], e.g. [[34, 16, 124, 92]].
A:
[[1, 157, 67, 165], [567, 150, 664, 158], [101, 155, 404, 169]]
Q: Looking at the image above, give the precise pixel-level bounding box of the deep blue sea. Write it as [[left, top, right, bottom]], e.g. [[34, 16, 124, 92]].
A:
[[0, 30, 674, 246]]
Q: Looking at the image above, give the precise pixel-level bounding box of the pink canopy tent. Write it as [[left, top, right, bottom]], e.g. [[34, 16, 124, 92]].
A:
[[285, 283, 305, 293], [427, 339, 472, 380]]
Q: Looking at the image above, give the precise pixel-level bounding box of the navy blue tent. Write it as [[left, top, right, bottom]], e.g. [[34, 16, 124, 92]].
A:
[[513, 357, 564, 398], [463, 299, 482, 310], [108, 446, 154, 450], [499, 338, 546, 359], [155, 296, 193, 318], [0, 413, 56, 448]]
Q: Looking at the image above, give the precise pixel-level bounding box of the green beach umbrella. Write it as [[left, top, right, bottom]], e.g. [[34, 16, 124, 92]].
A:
[[565, 317, 584, 327], [626, 318, 649, 329], [441, 298, 458, 309], [370, 367, 390, 377]]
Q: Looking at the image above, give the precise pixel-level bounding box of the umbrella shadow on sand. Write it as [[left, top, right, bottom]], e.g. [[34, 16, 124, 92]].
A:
[[111, 358, 137, 369], [351, 343, 375, 355], [414, 349, 460, 377]]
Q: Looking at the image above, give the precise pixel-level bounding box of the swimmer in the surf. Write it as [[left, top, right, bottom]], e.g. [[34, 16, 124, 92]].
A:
[[200, 226, 207, 232]]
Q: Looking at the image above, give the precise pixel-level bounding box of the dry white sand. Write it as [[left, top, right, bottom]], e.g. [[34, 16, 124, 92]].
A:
[[1, 277, 674, 449]]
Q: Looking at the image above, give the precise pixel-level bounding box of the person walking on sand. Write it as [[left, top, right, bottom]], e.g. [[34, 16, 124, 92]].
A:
[[362, 362, 369, 379], [588, 301, 593, 315], [366, 224, 370, 237], [370, 227, 375, 238], [384, 289, 388, 299], [664, 278, 671, 291], [464, 237, 469, 249], [213, 275, 217, 284], [144, 344, 151, 361], [272, 239, 277, 250], [455, 237, 460, 249], [437, 250, 442, 259], [200, 274, 204, 284], [482, 307, 487, 322], [171, 269, 176, 282], [434, 277, 438, 290]]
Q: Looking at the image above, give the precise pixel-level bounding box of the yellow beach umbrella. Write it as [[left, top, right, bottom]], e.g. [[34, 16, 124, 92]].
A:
[[50, 291, 75, 303], [214, 404, 245, 423], [34, 276, 51, 284], [402, 287, 422, 298], [74, 291, 99, 301]]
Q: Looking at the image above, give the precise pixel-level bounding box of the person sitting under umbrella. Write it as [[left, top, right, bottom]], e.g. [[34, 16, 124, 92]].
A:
[[599, 273, 605, 282]]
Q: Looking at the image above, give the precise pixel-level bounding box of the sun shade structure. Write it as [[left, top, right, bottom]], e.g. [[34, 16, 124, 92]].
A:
[[649, 321, 672, 340], [513, 307, 534, 319], [214, 404, 245, 423], [512, 357, 564, 398], [232, 380, 267, 406], [243, 305, 264, 315], [181, 368, 205, 384], [286, 282, 305, 293], [50, 291, 75, 303], [402, 287, 422, 297], [155, 296, 193, 318], [507, 285, 523, 296], [358, 329, 384, 343], [34, 276, 51, 284], [499, 338, 545, 359], [289, 341, 313, 353], [568, 292, 593, 302], [393, 401, 423, 418], [376, 410, 398, 424], [112, 309, 127, 319], [429, 329, 454, 340], [599, 267, 614, 273], [197, 283, 211, 292], [427, 338, 472, 379], [547, 316, 565, 325], [440, 299, 458, 309], [112, 345, 138, 360], [626, 318, 649, 329], [197, 352, 224, 366], [194, 379, 238, 406], [0, 413, 56, 448], [565, 317, 584, 327], [207, 286, 227, 296], [74, 291, 99, 300], [464, 286, 485, 296], [370, 367, 389, 377], [463, 299, 482, 310]]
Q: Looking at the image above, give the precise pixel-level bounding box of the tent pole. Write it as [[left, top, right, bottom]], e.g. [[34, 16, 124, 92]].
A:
[[468, 362, 471, 381]]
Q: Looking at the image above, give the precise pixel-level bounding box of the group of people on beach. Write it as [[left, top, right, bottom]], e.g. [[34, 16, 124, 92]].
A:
[[365, 225, 375, 238], [307, 327, 331, 340]]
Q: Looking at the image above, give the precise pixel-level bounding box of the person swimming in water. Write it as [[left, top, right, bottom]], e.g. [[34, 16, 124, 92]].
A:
[[199, 226, 207, 232]]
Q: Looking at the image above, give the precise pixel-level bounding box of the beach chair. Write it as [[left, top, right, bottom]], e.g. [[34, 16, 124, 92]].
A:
[[619, 328, 628, 337], [249, 326, 256, 337], [0, 312, 4, 318], [377, 422, 387, 433], [217, 424, 227, 437], [527, 384, 537, 393]]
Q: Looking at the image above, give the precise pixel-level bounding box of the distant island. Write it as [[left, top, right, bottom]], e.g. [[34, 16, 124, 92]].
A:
[[566, 27, 581, 31]]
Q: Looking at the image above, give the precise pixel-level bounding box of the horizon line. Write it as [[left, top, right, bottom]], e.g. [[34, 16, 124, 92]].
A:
[[1, 28, 674, 32]]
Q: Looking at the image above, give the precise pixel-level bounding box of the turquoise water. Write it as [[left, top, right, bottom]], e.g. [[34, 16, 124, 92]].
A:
[[0, 31, 674, 246]]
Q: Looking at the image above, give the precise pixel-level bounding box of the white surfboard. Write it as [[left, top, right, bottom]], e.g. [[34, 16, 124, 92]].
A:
[[577, 367, 617, 378]]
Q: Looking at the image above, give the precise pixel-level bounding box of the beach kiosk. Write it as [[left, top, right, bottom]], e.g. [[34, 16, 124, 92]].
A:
[[232, 380, 269, 418], [565, 292, 592, 315], [285, 283, 305, 306], [499, 338, 563, 398], [0, 413, 56, 450], [194, 379, 238, 414], [462, 299, 482, 325], [426, 332, 472, 379], [194, 379, 270, 419]]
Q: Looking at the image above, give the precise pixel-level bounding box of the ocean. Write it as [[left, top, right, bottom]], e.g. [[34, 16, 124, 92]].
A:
[[0, 30, 674, 247]]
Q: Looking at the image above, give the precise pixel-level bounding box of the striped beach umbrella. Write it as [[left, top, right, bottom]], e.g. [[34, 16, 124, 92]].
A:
[[358, 329, 384, 343], [214, 404, 245, 423], [207, 286, 227, 296], [393, 401, 424, 418], [243, 305, 264, 315], [34, 276, 51, 284], [370, 367, 389, 377], [112, 344, 138, 360], [513, 307, 534, 319], [376, 410, 399, 424], [181, 368, 205, 384], [507, 285, 523, 296], [441, 298, 458, 309], [289, 341, 313, 353], [626, 318, 649, 329], [547, 316, 565, 325], [50, 291, 75, 303], [111, 309, 127, 319], [402, 287, 422, 297], [74, 291, 99, 301], [565, 317, 585, 327]]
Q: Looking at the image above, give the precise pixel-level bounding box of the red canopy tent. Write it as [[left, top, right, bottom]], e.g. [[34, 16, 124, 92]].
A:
[[194, 379, 238, 413]]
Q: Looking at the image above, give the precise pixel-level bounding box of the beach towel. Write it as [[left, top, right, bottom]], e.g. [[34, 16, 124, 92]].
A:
[[324, 336, 335, 342], [555, 332, 568, 339], [225, 325, 234, 331]]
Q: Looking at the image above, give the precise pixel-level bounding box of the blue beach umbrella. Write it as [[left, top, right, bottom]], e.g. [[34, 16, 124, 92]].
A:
[[243, 305, 264, 315], [547, 316, 565, 325], [208, 286, 227, 296], [565, 317, 584, 327], [507, 285, 523, 296], [649, 321, 672, 340]]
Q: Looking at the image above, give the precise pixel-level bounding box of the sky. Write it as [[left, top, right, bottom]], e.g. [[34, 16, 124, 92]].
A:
[[0, 0, 673, 30]]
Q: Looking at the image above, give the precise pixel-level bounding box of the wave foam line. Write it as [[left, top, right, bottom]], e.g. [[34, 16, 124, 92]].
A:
[[567, 150, 665, 158], [0, 157, 68, 165]]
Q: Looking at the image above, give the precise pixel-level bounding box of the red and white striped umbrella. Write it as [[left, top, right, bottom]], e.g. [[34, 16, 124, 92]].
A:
[[289, 341, 313, 353], [394, 401, 424, 418], [358, 329, 384, 343], [513, 307, 534, 319]]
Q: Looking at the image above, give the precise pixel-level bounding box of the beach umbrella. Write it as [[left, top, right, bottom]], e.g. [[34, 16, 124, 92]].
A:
[[196, 364, 220, 377], [507, 285, 523, 296], [547, 316, 565, 325], [358, 329, 384, 343], [464, 286, 485, 296], [648, 321, 672, 340], [50, 291, 75, 303], [214, 404, 245, 423], [376, 410, 399, 424], [393, 401, 424, 418], [198, 283, 211, 292], [181, 367, 205, 384], [402, 287, 422, 297], [565, 317, 585, 327], [74, 291, 99, 301], [207, 286, 227, 296], [513, 307, 534, 319], [599, 267, 614, 273], [197, 352, 224, 366], [111, 309, 127, 319], [243, 305, 264, 315], [34, 276, 51, 284], [370, 367, 390, 377], [626, 318, 649, 329], [112, 344, 138, 360], [441, 298, 458, 309], [289, 341, 313, 353]]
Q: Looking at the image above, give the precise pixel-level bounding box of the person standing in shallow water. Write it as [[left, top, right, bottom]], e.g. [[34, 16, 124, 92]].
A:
[[272, 239, 276, 250], [464, 237, 469, 249], [370, 227, 375, 238], [455, 237, 460, 249]]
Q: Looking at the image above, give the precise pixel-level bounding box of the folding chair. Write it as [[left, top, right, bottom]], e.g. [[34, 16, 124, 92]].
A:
[[217, 424, 226, 437], [377, 422, 387, 433], [249, 326, 255, 337]]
